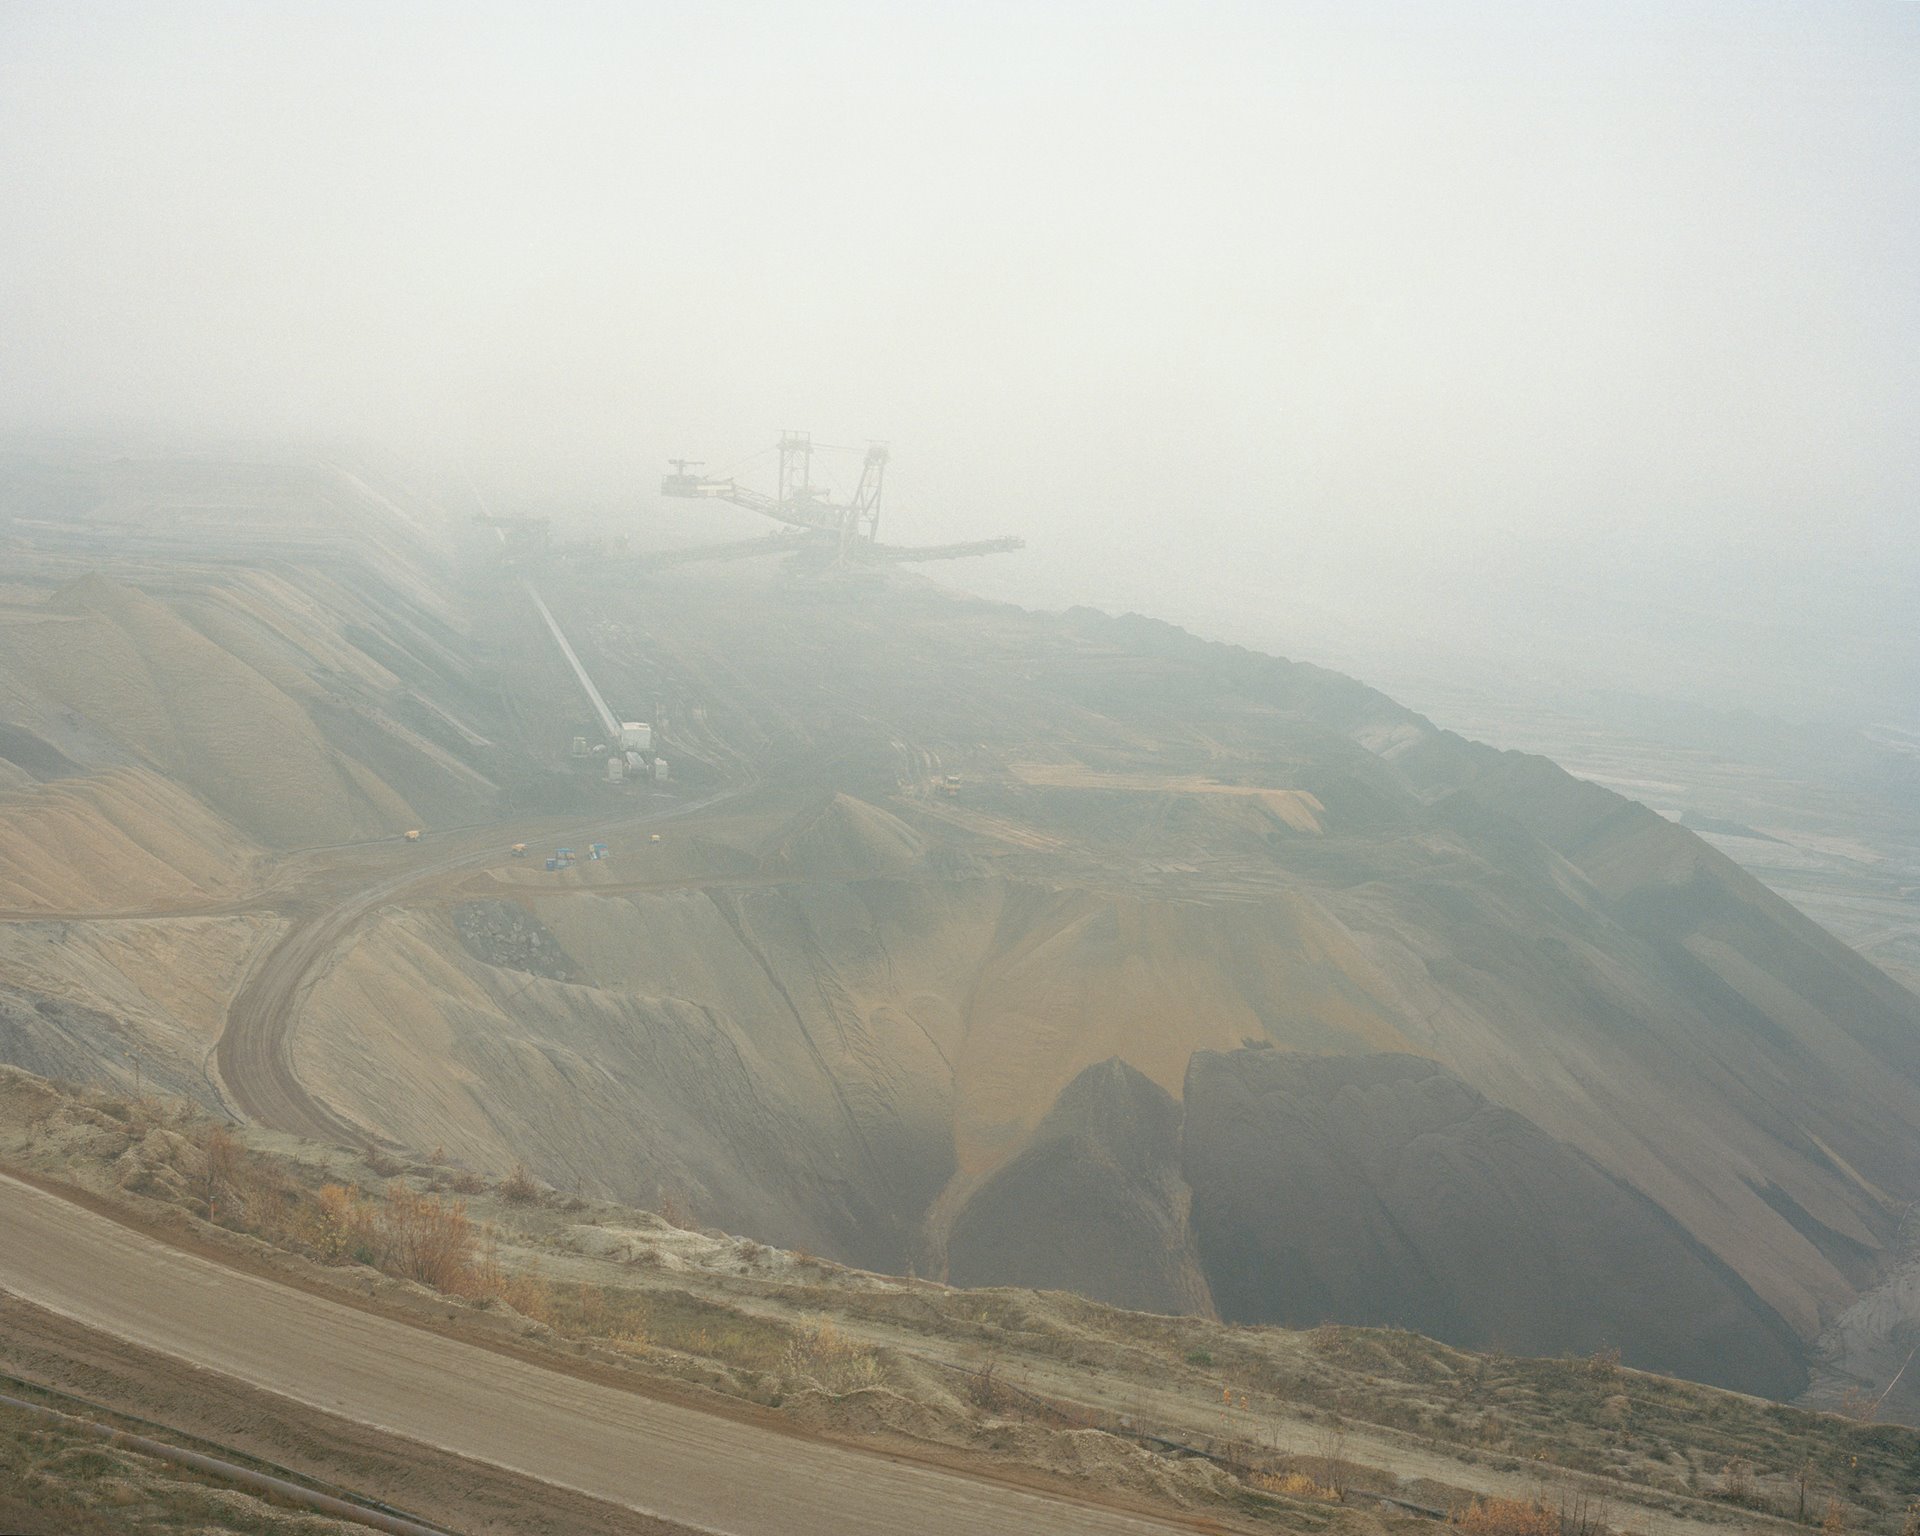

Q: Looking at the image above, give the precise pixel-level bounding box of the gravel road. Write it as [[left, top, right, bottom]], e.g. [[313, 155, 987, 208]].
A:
[[0, 1174, 1197, 1535], [214, 792, 740, 1145]]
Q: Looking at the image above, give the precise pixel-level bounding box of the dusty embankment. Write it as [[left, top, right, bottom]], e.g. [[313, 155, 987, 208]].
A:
[[0, 1172, 1218, 1536], [5, 1068, 1916, 1536]]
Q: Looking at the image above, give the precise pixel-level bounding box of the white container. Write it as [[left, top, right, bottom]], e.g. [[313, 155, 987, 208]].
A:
[[620, 721, 652, 752]]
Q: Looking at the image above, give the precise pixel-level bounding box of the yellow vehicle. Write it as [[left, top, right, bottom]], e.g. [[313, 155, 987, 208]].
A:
[[403, 829, 422, 842], [510, 843, 528, 857]]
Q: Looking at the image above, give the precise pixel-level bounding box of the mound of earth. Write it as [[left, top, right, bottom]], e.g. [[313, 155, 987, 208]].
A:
[[767, 793, 926, 877], [1181, 1049, 1806, 1397], [946, 1057, 1212, 1315], [0, 768, 255, 910]]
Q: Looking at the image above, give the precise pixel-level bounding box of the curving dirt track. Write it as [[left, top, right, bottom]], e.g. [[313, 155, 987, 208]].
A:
[[215, 793, 740, 1145], [0, 1174, 1198, 1536]]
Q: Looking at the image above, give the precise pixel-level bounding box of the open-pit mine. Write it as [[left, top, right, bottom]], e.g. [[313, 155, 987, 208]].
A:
[[5, 446, 1920, 1532]]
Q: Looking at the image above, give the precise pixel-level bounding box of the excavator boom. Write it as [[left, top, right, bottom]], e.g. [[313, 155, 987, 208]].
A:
[[659, 435, 1019, 568]]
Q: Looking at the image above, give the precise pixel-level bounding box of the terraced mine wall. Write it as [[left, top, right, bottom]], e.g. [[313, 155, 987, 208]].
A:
[[8, 455, 1920, 1410]]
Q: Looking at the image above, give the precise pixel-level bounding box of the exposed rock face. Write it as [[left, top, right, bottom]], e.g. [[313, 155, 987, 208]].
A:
[[947, 1058, 1212, 1315], [1181, 1049, 1807, 1398], [452, 901, 584, 983]]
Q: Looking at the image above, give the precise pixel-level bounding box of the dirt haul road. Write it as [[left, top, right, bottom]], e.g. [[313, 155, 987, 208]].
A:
[[215, 793, 739, 1145], [0, 1175, 1195, 1536]]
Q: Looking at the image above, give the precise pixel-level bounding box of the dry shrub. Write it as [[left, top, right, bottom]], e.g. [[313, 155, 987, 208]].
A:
[[573, 1282, 611, 1335], [1312, 1418, 1349, 1497], [1451, 1498, 1559, 1536], [1253, 1470, 1337, 1501], [657, 1191, 692, 1230], [464, 1230, 554, 1322], [304, 1183, 378, 1262], [965, 1355, 1008, 1412], [379, 1182, 475, 1291], [199, 1125, 244, 1214], [494, 1268, 553, 1323], [500, 1163, 542, 1204], [363, 1147, 405, 1178], [245, 1169, 295, 1235], [607, 1321, 651, 1354], [1557, 1486, 1612, 1536], [301, 1181, 505, 1304], [448, 1168, 486, 1195], [1837, 1386, 1878, 1421], [782, 1319, 883, 1394], [195, 1124, 298, 1234]]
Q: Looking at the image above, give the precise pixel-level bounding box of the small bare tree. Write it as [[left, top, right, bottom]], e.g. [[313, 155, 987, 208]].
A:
[[1555, 1482, 1612, 1536], [200, 1125, 243, 1222], [1313, 1415, 1348, 1498]]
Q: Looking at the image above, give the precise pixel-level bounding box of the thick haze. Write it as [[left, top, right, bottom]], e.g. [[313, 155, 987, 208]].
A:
[[4, 2, 1916, 722]]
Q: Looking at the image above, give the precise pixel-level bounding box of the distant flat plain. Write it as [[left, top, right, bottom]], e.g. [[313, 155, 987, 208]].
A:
[[1377, 678, 1920, 995]]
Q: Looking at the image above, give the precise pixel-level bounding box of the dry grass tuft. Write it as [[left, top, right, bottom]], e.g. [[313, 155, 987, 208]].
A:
[[1252, 1469, 1338, 1501], [782, 1319, 884, 1395], [1450, 1497, 1559, 1536], [499, 1163, 542, 1204]]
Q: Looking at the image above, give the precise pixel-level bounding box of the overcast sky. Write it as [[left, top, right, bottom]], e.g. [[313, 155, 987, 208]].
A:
[[3, 2, 1916, 720]]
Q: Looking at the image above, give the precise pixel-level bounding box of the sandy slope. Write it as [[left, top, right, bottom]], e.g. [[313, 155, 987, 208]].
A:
[[0, 768, 256, 912], [0, 913, 278, 1104]]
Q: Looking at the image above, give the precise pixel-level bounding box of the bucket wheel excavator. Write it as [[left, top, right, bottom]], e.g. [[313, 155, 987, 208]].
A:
[[655, 432, 1022, 570]]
